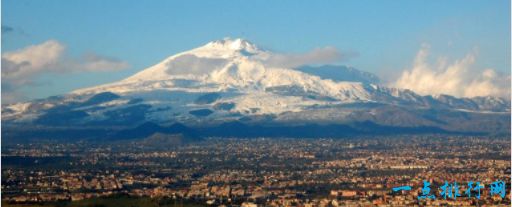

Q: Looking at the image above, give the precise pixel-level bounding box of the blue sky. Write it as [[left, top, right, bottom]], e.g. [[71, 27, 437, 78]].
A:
[[2, 0, 510, 101]]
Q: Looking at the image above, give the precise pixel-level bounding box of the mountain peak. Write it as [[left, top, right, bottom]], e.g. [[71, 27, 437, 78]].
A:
[[203, 37, 259, 52]]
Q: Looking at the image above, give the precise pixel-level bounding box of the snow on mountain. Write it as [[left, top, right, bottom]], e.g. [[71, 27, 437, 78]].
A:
[[74, 38, 371, 100], [69, 38, 377, 116], [2, 38, 510, 129], [295, 65, 381, 84]]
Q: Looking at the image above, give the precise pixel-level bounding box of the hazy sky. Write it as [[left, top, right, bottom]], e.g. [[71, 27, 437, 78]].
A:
[[2, 0, 510, 101]]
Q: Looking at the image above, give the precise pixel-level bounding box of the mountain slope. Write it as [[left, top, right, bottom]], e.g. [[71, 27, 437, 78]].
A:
[[2, 38, 510, 138]]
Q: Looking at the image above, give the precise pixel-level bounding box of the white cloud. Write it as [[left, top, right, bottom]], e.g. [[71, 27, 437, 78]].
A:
[[392, 44, 510, 98], [2, 40, 129, 103], [262, 47, 357, 68], [3, 40, 64, 74], [165, 54, 228, 75], [163, 46, 357, 76]]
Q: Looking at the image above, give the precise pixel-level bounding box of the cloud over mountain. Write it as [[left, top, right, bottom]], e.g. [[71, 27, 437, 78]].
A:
[[262, 46, 357, 68], [392, 44, 510, 99], [165, 54, 228, 76], [1, 40, 129, 103]]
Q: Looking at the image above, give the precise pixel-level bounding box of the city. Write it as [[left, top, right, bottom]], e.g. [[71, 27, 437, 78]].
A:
[[2, 135, 510, 206]]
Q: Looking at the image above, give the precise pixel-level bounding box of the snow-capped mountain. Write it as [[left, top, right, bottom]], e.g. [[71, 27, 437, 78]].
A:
[[73, 38, 375, 103], [2, 38, 510, 139]]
